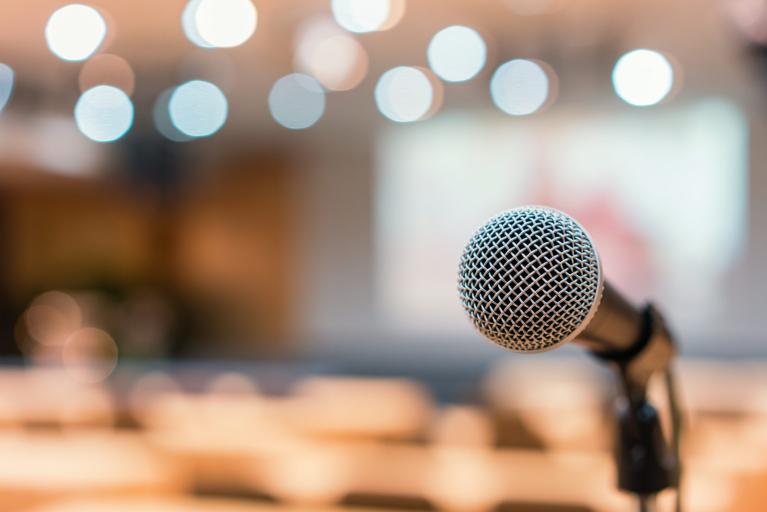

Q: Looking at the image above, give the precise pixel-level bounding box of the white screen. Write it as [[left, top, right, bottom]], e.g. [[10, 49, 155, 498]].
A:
[[375, 99, 748, 346]]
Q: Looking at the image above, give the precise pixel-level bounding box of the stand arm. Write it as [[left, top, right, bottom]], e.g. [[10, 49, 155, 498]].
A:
[[593, 305, 681, 510]]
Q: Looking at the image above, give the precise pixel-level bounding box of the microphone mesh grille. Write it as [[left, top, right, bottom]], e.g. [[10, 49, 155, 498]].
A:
[[458, 207, 602, 352]]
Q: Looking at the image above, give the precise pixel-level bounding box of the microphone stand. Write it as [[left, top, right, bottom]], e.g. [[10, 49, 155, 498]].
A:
[[594, 305, 682, 512]]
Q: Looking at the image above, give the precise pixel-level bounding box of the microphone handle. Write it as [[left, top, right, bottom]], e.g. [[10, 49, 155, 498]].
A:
[[578, 281, 675, 394], [577, 281, 643, 353]]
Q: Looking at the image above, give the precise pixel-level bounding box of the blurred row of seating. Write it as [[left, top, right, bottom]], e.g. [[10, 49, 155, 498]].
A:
[[0, 359, 765, 511]]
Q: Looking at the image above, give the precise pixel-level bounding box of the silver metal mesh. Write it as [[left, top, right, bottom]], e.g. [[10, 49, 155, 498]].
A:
[[458, 207, 602, 352]]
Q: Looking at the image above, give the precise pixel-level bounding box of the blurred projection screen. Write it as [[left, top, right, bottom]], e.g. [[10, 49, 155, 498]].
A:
[[375, 99, 748, 347]]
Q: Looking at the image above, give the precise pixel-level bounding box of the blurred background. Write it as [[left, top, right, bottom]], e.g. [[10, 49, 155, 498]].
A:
[[1, 0, 767, 511]]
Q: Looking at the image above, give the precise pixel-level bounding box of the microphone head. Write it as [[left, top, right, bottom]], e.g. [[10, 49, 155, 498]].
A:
[[458, 206, 604, 353]]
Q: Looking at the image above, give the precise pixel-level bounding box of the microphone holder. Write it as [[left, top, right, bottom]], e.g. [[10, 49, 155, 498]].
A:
[[594, 305, 681, 512]]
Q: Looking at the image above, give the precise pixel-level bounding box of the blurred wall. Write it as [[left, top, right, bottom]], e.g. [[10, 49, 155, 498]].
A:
[[2, 0, 767, 357]]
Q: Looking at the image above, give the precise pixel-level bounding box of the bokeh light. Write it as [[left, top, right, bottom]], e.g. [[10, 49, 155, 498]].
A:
[[427, 25, 486, 83], [200, 0, 256, 48], [375, 66, 436, 123], [169, 80, 228, 138], [153, 88, 193, 142], [0, 64, 14, 112], [269, 73, 326, 130], [78, 54, 135, 96], [726, 0, 767, 45], [45, 4, 107, 62], [62, 327, 118, 384], [490, 59, 550, 116], [24, 291, 82, 348], [74, 85, 134, 142], [612, 49, 674, 107], [182, 0, 213, 48], [294, 17, 369, 91], [182, 0, 257, 48], [331, 0, 404, 33]]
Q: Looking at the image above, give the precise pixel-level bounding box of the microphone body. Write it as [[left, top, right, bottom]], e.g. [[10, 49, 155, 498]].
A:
[[574, 281, 640, 353]]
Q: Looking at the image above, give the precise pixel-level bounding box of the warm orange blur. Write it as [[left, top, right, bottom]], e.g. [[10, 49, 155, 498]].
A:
[[0, 362, 764, 511]]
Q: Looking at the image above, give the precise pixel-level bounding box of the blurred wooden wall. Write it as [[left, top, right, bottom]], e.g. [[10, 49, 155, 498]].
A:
[[0, 152, 298, 356]]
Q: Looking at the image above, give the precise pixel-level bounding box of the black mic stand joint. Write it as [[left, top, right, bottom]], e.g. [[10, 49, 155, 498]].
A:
[[594, 305, 681, 511]]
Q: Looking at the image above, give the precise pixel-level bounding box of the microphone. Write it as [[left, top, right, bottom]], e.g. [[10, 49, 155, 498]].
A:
[[457, 206, 674, 389], [458, 206, 681, 503]]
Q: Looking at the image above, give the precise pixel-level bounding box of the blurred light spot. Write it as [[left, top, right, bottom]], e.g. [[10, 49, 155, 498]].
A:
[[25, 291, 82, 347], [427, 25, 486, 83], [612, 49, 674, 107], [153, 87, 193, 142], [490, 59, 550, 116], [375, 66, 435, 123], [182, 0, 213, 48], [0, 64, 14, 112], [25, 306, 73, 348], [32, 292, 82, 326], [331, 0, 404, 33], [169, 80, 228, 137], [726, 0, 767, 44], [62, 327, 118, 384], [182, 0, 257, 48], [311, 36, 367, 90], [45, 4, 107, 61], [269, 73, 325, 129], [199, 0, 257, 48], [78, 54, 135, 96], [294, 17, 369, 91], [74, 85, 134, 142]]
